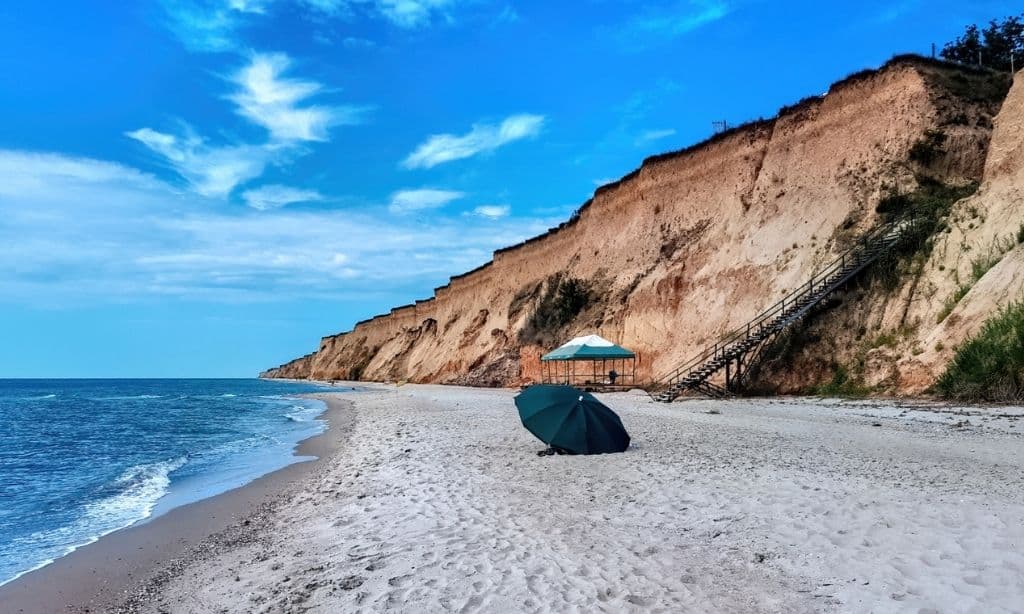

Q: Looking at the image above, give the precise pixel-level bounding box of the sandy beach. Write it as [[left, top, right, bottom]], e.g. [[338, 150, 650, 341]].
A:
[[6, 385, 1024, 613]]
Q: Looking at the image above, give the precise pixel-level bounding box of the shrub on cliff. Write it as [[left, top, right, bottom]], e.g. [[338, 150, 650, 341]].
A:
[[518, 274, 593, 346], [942, 15, 1023, 72], [908, 130, 947, 166], [936, 301, 1024, 402]]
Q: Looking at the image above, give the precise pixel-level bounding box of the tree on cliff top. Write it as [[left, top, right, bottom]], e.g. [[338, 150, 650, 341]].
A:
[[942, 14, 1024, 72]]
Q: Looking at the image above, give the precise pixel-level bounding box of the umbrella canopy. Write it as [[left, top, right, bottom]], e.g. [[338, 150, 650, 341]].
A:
[[542, 334, 636, 361], [514, 384, 630, 454]]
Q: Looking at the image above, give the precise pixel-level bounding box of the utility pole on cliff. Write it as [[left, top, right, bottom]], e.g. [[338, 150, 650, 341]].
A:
[[712, 120, 729, 134]]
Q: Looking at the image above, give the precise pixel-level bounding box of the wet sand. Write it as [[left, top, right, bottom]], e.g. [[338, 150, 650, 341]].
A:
[[0, 394, 353, 614]]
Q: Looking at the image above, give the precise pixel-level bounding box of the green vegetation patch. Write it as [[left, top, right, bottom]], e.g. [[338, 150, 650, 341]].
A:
[[937, 236, 1015, 323], [814, 364, 873, 398], [942, 14, 1024, 75], [518, 273, 595, 346], [936, 301, 1024, 402], [867, 179, 979, 291]]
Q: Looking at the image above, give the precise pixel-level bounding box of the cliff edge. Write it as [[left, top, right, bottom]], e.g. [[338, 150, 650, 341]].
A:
[[263, 57, 1018, 396]]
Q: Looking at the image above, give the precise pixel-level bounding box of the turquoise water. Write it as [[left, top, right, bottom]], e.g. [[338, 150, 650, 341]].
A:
[[0, 378, 338, 585]]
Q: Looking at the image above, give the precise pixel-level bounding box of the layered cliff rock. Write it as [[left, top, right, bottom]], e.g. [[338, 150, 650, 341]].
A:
[[264, 57, 1018, 395]]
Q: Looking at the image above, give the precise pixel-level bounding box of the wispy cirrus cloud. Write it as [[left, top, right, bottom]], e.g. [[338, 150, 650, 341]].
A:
[[370, 0, 455, 28], [305, 0, 457, 28], [128, 52, 360, 198], [228, 0, 273, 12], [158, 0, 253, 52], [158, 0, 462, 51], [0, 150, 553, 303], [616, 0, 731, 50], [242, 184, 323, 210], [229, 53, 369, 142], [125, 127, 271, 198], [470, 204, 510, 219], [388, 188, 464, 213], [402, 114, 545, 169], [636, 128, 676, 145]]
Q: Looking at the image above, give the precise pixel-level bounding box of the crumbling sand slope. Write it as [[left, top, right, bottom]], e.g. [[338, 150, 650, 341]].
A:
[[264, 58, 1016, 394], [754, 66, 1022, 394]]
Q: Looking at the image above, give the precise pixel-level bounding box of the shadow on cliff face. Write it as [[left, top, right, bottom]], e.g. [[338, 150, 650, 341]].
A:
[[517, 273, 607, 348]]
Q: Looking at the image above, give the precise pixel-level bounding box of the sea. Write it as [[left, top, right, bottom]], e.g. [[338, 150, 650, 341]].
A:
[[0, 378, 340, 586]]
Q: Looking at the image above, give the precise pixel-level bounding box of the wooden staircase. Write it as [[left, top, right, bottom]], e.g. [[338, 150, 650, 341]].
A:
[[649, 217, 919, 402]]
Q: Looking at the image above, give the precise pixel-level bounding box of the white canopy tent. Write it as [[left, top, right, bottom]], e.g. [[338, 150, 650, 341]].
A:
[[540, 334, 637, 388]]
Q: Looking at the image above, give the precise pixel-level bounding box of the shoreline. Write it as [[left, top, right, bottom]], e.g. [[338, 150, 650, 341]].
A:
[[5, 385, 1024, 611], [0, 393, 355, 614], [116, 385, 1024, 611]]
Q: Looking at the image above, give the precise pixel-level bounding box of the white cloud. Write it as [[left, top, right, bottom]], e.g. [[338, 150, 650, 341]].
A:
[[618, 1, 731, 49], [126, 127, 271, 198], [158, 0, 251, 52], [636, 128, 677, 145], [0, 150, 553, 303], [242, 184, 323, 210], [470, 204, 510, 219], [229, 53, 366, 143], [492, 4, 519, 25], [228, 0, 272, 12], [0, 150, 163, 197], [388, 188, 464, 213], [403, 114, 545, 169], [159, 0, 460, 51], [127, 53, 362, 198], [342, 36, 377, 48], [304, 0, 457, 28], [373, 0, 454, 28]]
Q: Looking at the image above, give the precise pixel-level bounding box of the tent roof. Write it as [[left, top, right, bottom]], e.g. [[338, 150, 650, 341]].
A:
[[541, 334, 636, 361]]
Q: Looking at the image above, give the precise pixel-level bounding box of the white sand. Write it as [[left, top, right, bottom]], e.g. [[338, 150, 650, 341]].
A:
[[128, 386, 1024, 613]]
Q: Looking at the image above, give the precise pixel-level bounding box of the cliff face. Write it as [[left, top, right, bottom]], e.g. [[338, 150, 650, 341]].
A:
[[753, 64, 1022, 394], [264, 58, 1017, 395]]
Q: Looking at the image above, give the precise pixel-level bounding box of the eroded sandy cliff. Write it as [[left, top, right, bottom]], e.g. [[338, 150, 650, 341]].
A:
[[264, 57, 1018, 395]]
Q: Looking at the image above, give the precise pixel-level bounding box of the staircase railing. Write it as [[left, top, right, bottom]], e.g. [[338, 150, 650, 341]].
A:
[[648, 216, 918, 401]]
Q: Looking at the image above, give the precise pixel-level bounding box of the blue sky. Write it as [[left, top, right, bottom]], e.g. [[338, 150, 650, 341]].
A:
[[0, 0, 1014, 377]]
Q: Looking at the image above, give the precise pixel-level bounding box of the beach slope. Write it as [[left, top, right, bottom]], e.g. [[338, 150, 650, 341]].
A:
[[112, 386, 1024, 613]]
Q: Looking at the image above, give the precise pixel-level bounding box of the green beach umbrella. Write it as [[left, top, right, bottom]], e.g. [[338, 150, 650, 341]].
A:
[[514, 384, 630, 454]]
